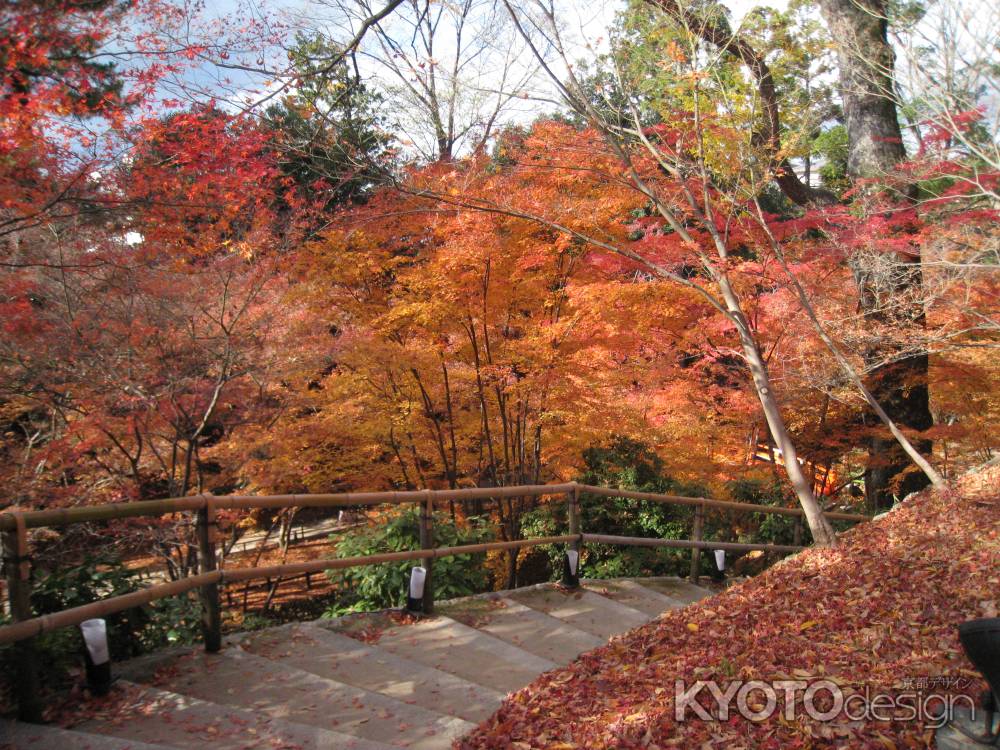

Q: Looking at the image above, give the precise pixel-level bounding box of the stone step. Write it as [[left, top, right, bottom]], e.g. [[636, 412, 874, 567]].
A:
[[318, 614, 557, 695], [141, 647, 471, 749], [581, 577, 693, 617], [436, 596, 605, 664], [6, 578, 719, 750], [75, 681, 394, 750], [0, 719, 178, 750], [240, 622, 505, 723], [632, 576, 714, 605], [505, 586, 651, 639]]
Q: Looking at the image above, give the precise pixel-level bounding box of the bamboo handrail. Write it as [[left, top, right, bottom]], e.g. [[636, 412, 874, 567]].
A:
[[582, 533, 804, 554], [0, 535, 577, 646], [0, 572, 221, 646], [0, 484, 578, 531], [577, 484, 870, 522], [0, 481, 867, 531], [0, 477, 873, 723]]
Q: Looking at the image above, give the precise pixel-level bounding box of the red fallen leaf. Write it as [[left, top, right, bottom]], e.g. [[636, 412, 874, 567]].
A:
[[461, 473, 999, 749]]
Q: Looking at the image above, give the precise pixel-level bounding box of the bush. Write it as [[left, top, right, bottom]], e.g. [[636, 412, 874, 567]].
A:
[[726, 478, 804, 547], [520, 436, 707, 581], [325, 510, 492, 616], [520, 495, 694, 580], [580, 438, 708, 578], [0, 555, 202, 701]]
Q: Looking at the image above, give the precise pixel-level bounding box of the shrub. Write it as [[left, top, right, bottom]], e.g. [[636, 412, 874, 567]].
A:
[[324, 510, 492, 615], [0, 555, 202, 703], [726, 478, 806, 547], [520, 437, 707, 581]]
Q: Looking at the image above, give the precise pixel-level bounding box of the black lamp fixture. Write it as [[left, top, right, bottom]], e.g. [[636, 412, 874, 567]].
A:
[[711, 549, 726, 582], [561, 548, 579, 589], [80, 618, 112, 696], [406, 566, 427, 614], [950, 617, 1000, 746]]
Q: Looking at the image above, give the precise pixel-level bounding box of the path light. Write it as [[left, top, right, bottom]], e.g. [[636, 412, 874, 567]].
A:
[[948, 617, 1000, 745], [712, 549, 726, 582], [407, 566, 427, 613], [80, 618, 111, 695], [714, 550, 726, 571], [561, 548, 580, 589]]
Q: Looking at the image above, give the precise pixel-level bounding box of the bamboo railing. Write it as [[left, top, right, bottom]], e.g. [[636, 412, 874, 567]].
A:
[[0, 482, 870, 721]]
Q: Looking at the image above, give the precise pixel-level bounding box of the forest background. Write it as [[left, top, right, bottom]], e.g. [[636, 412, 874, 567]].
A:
[[0, 0, 997, 653]]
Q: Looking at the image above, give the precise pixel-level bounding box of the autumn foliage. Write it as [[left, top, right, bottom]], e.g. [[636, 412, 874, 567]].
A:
[[1, 0, 1000, 741], [3, 109, 999, 535], [0, 0, 998, 657]]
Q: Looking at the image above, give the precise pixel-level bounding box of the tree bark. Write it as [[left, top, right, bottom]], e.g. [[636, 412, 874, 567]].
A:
[[816, 0, 906, 177]]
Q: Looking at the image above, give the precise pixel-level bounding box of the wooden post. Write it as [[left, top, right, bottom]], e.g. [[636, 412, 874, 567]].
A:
[[562, 483, 581, 588], [689, 503, 704, 585], [2, 515, 42, 722], [419, 492, 434, 614], [196, 498, 222, 652], [793, 516, 804, 547]]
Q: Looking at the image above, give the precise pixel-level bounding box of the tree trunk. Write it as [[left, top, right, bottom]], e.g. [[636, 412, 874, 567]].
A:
[[860, 353, 935, 510], [818, 0, 935, 509], [505, 547, 518, 590], [713, 273, 838, 546], [817, 0, 906, 177], [737, 324, 838, 546]]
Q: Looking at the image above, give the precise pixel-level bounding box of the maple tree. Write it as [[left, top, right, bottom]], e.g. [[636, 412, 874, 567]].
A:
[[0, 0, 997, 615], [0, 0, 124, 244], [0, 0, 215, 250], [0, 33, 320, 572], [225, 165, 739, 584]]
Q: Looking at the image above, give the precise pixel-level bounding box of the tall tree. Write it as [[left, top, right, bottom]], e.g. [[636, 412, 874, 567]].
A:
[[816, 0, 935, 507], [311, 0, 539, 160], [263, 32, 394, 221], [816, 0, 906, 177]]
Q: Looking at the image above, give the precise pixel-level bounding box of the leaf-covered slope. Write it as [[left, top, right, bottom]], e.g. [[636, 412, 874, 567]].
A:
[[460, 470, 1000, 749]]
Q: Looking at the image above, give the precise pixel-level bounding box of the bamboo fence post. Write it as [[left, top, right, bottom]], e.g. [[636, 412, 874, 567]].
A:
[[196, 497, 222, 652], [2, 515, 42, 722], [689, 503, 705, 585], [793, 516, 804, 547], [562, 483, 581, 588], [419, 491, 434, 614]]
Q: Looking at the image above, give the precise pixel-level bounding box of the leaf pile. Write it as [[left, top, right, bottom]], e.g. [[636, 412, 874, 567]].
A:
[[460, 471, 1000, 749]]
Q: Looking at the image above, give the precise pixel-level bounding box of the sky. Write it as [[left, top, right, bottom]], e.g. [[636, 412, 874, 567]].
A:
[[166, 0, 791, 158], [151, 0, 996, 164], [183, 0, 789, 105]]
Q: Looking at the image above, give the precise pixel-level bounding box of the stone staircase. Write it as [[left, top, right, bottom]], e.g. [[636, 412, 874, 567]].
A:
[[1, 577, 712, 750]]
